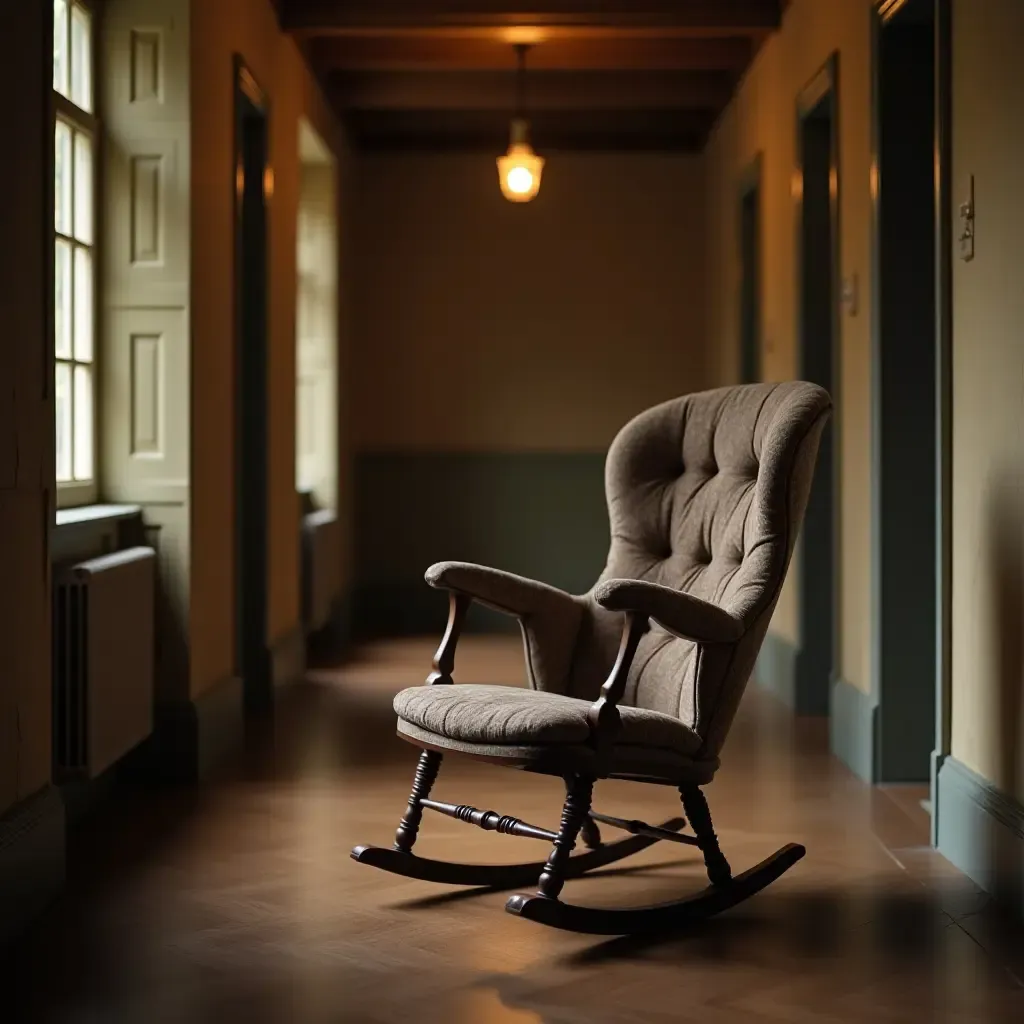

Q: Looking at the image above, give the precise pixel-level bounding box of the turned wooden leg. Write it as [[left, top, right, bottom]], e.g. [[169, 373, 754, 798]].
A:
[[579, 815, 603, 850], [394, 749, 442, 853], [565, 775, 602, 850], [537, 775, 594, 899], [680, 784, 732, 887]]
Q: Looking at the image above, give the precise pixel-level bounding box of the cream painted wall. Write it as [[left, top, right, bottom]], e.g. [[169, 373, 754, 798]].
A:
[[949, 0, 1024, 797], [704, 0, 874, 693], [190, 0, 351, 698], [0, 3, 53, 814], [353, 153, 708, 452]]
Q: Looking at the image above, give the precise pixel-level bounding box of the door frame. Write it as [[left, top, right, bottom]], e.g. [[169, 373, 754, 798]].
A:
[[930, 0, 952, 851], [794, 53, 842, 714], [233, 55, 272, 713], [737, 151, 763, 384], [867, 0, 953, 828]]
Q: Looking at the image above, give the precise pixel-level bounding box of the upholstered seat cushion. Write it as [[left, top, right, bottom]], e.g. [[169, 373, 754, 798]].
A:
[[393, 684, 702, 756]]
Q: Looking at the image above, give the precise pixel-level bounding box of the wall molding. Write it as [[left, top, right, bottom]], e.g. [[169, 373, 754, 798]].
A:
[[271, 624, 307, 690], [148, 674, 244, 784], [755, 631, 798, 708], [830, 674, 878, 783], [937, 756, 1024, 912], [0, 786, 65, 948]]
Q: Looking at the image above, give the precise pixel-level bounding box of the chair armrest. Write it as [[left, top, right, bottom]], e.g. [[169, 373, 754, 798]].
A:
[[586, 612, 649, 776], [426, 562, 584, 694], [593, 579, 744, 644], [425, 561, 578, 619]]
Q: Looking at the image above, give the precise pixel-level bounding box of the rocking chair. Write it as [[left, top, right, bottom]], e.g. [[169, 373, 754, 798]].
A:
[[352, 381, 832, 935]]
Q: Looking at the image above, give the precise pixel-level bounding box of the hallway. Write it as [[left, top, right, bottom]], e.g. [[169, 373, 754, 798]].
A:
[[6, 638, 1023, 1023]]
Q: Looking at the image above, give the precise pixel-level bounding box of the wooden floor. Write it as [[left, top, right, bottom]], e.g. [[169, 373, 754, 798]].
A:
[[6, 637, 1024, 1022]]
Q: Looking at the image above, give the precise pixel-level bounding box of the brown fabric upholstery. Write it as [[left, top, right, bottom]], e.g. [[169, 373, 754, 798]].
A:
[[395, 684, 702, 754], [592, 579, 744, 643], [396, 718, 719, 784], [407, 382, 831, 773]]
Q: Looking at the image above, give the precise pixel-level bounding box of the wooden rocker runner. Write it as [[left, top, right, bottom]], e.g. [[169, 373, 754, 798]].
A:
[[352, 382, 832, 935]]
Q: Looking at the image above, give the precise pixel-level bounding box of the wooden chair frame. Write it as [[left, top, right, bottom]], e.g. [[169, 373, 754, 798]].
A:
[[352, 592, 804, 936]]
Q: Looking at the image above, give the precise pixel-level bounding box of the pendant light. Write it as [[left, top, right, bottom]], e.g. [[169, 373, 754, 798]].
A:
[[497, 44, 544, 203]]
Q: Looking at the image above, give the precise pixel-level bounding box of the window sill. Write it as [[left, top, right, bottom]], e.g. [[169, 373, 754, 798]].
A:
[[53, 504, 145, 565], [55, 503, 142, 529]]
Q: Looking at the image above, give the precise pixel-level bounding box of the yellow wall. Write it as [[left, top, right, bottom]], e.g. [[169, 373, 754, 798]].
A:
[[190, 0, 351, 698], [353, 152, 710, 452], [703, 0, 874, 692], [949, 0, 1024, 796], [0, 2, 52, 813]]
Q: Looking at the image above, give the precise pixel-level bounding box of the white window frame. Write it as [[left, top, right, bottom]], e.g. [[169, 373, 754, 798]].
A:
[[53, 0, 99, 509]]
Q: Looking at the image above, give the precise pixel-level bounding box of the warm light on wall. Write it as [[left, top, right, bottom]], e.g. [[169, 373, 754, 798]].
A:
[[498, 118, 544, 202], [498, 44, 544, 203]]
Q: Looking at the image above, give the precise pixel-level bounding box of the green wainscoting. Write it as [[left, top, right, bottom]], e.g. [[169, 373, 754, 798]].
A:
[[354, 452, 609, 637], [830, 674, 878, 783], [937, 756, 1024, 917]]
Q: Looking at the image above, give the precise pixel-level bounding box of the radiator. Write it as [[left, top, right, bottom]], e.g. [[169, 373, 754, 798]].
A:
[[301, 510, 341, 633], [53, 546, 156, 780]]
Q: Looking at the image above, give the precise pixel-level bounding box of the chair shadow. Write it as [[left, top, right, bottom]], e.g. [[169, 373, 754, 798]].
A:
[[499, 883, 963, 972], [447, 884, 980, 1024], [393, 857, 695, 909]]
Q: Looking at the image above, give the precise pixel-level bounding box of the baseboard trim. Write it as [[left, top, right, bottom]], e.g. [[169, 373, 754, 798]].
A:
[[0, 786, 65, 947], [829, 675, 877, 783], [755, 632, 797, 708], [60, 758, 122, 828], [937, 756, 1024, 911], [150, 674, 244, 784], [271, 624, 306, 690]]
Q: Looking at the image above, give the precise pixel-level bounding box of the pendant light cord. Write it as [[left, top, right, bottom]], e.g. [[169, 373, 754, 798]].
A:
[[514, 43, 529, 121]]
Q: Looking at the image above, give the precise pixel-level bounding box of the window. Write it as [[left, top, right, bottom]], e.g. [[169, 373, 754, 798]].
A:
[[295, 139, 339, 513], [53, 0, 97, 507]]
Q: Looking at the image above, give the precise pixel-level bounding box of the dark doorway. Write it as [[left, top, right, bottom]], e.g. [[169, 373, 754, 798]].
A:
[[874, 0, 937, 782], [795, 58, 839, 715], [738, 156, 762, 384], [234, 59, 271, 714]]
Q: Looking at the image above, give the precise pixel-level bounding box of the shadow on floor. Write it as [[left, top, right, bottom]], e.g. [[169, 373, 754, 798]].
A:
[[3, 638, 1024, 1024]]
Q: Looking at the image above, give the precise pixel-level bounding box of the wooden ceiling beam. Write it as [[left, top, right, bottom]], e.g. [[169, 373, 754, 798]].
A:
[[281, 0, 782, 35], [306, 35, 754, 72], [345, 107, 715, 152], [329, 69, 735, 112]]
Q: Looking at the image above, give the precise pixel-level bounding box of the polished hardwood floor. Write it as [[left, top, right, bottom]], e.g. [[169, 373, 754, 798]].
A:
[[5, 636, 1024, 1022]]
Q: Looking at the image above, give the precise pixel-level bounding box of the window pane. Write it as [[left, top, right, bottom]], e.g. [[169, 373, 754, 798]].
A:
[[55, 240, 73, 359], [55, 362, 73, 483], [53, 0, 69, 96], [74, 131, 93, 244], [73, 365, 94, 481], [55, 121, 72, 235], [74, 247, 93, 362], [70, 4, 92, 112]]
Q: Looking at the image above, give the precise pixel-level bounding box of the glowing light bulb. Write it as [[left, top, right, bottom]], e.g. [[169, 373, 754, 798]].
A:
[[497, 120, 544, 203], [506, 166, 534, 195]]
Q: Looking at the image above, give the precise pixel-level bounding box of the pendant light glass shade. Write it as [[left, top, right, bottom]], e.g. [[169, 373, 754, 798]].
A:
[[498, 118, 544, 202]]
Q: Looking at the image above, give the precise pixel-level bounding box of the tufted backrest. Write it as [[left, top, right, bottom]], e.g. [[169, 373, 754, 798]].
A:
[[564, 382, 831, 760]]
